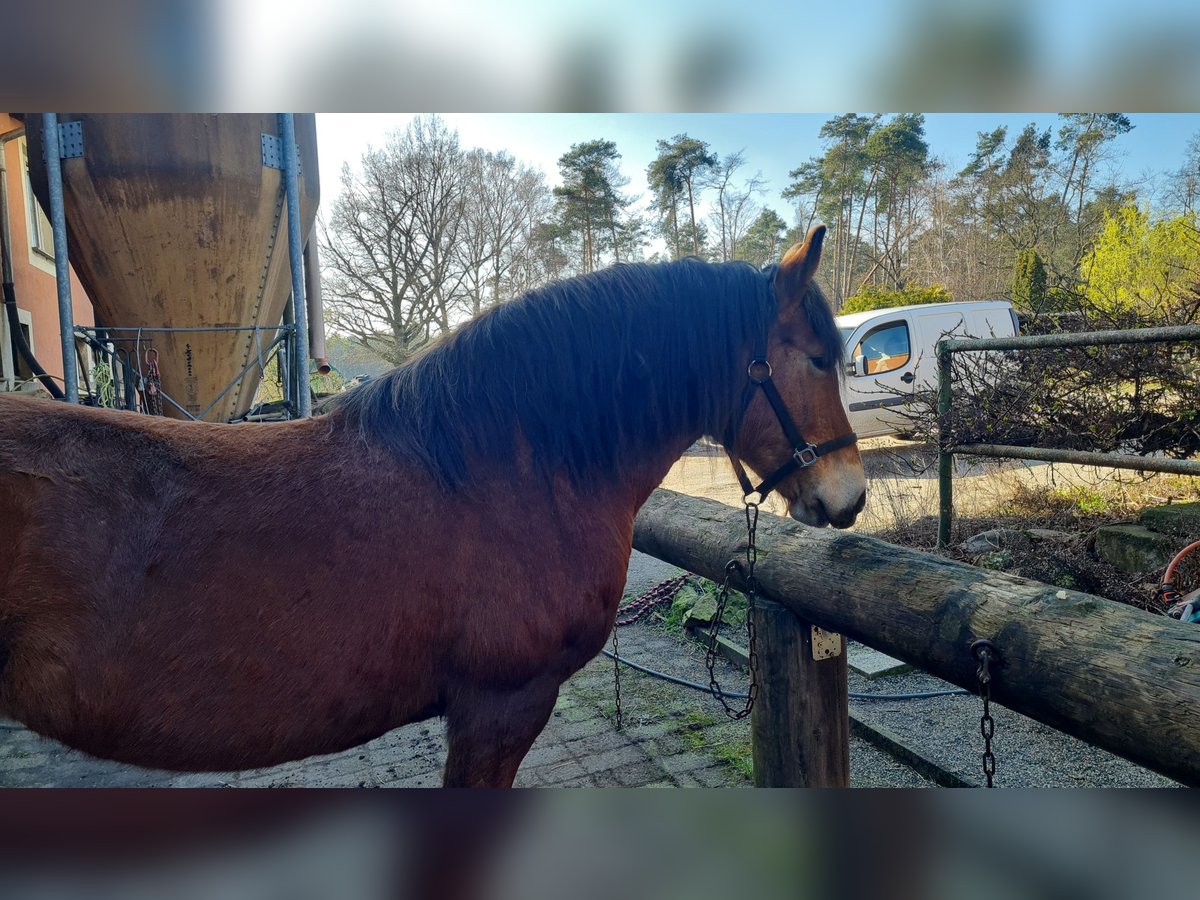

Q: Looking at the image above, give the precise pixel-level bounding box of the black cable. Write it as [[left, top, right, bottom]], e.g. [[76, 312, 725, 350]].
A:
[[603, 648, 748, 699], [603, 648, 970, 702], [4, 282, 65, 399], [854, 688, 971, 701]]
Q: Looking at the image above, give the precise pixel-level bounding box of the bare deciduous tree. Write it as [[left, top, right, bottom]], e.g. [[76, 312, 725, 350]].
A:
[[321, 116, 559, 365], [321, 115, 470, 365], [458, 149, 554, 316], [707, 151, 765, 262]]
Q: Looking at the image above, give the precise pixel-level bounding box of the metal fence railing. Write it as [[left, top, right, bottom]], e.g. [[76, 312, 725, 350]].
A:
[[936, 324, 1200, 548]]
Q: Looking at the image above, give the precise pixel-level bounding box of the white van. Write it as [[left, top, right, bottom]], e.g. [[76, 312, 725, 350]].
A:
[[836, 300, 1019, 438]]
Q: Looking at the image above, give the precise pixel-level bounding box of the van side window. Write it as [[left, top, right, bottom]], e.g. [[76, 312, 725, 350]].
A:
[[853, 322, 911, 375]]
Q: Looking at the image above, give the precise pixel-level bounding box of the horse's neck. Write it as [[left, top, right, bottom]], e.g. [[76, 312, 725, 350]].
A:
[[602, 345, 733, 511], [607, 375, 716, 511], [617, 430, 702, 512]]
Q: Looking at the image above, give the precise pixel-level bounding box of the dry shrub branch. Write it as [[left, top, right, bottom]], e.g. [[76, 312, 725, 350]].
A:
[[902, 306, 1200, 459]]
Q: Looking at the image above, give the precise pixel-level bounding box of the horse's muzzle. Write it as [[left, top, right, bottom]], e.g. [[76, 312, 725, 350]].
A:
[[790, 488, 865, 529]]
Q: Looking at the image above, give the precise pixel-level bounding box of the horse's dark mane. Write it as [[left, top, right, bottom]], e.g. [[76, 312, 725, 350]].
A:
[[333, 258, 842, 490]]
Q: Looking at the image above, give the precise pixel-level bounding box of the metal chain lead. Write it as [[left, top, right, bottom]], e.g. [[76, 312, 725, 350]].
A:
[[971, 639, 999, 788], [612, 574, 692, 729], [615, 574, 691, 626], [611, 623, 623, 730], [143, 348, 163, 417], [706, 500, 761, 719]]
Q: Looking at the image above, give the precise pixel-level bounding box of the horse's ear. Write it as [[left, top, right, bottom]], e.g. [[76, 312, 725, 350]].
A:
[[776, 224, 826, 306]]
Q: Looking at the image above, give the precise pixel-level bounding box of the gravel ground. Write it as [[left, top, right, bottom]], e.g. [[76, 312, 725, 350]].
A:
[[602, 620, 938, 789], [845, 657, 1179, 788], [623, 549, 1181, 789]]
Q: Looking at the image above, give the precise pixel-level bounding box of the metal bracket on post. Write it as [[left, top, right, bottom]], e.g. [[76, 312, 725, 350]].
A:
[[43, 121, 84, 160], [260, 134, 301, 173], [58, 121, 84, 158], [811, 626, 842, 660]]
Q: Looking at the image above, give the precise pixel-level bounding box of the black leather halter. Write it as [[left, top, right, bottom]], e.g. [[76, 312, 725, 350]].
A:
[[726, 354, 858, 503]]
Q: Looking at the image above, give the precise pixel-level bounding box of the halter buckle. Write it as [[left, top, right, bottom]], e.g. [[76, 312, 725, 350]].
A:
[[793, 444, 819, 467]]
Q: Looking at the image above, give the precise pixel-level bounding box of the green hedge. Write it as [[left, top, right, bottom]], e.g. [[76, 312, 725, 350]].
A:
[[841, 283, 953, 314]]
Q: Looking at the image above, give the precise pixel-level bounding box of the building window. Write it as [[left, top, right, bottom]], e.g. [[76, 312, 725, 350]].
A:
[[0, 307, 35, 390], [21, 141, 54, 258], [17, 321, 33, 380]]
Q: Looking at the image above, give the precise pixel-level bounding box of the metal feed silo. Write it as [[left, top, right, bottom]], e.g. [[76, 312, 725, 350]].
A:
[[25, 114, 320, 421]]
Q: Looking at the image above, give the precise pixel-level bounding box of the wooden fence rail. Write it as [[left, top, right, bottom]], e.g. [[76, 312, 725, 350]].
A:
[[632, 488, 1200, 787]]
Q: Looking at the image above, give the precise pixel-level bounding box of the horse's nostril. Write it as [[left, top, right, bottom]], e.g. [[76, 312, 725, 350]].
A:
[[853, 489, 867, 513]]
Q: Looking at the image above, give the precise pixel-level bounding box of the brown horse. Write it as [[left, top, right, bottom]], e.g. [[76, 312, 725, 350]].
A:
[[0, 225, 864, 787]]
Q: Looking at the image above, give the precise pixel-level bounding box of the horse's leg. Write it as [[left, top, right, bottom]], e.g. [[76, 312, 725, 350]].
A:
[[442, 674, 562, 788]]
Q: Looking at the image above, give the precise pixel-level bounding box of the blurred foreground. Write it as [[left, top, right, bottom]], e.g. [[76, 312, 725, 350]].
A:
[[3, 1, 1199, 111], [0, 791, 1196, 900]]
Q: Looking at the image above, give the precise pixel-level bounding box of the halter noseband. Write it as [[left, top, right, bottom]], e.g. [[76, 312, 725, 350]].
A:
[[725, 285, 858, 503]]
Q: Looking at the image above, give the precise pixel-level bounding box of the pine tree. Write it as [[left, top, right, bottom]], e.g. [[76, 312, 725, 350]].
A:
[[1011, 248, 1047, 313]]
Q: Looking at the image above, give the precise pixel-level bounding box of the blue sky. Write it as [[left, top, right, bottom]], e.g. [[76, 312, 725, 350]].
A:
[[317, 113, 1200, 227]]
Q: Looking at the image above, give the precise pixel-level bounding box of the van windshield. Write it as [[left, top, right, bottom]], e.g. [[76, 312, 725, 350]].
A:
[[838, 327, 854, 346]]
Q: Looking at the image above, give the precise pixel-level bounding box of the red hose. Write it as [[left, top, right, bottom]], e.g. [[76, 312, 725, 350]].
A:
[[1164, 539, 1200, 584], [1161, 539, 1200, 613]]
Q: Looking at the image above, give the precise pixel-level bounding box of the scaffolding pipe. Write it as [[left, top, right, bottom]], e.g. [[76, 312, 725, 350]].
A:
[[279, 113, 311, 417], [304, 239, 329, 373], [936, 346, 954, 548], [280, 289, 294, 414], [0, 130, 18, 285], [940, 324, 1200, 353], [73, 324, 289, 333], [41, 113, 79, 404]]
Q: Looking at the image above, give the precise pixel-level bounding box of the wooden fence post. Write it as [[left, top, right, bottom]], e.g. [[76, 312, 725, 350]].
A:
[[751, 599, 849, 787]]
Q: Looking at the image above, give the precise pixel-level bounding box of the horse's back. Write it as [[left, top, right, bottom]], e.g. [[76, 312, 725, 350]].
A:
[[0, 394, 190, 483], [0, 397, 198, 703], [0, 397, 191, 579], [0, 395, 331, 598]]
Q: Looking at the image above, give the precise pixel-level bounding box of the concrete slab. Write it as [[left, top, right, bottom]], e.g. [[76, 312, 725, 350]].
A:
[[1094, 524, 1177, 573], [1139, 502, 1200, 540], [849, 642, 914, 679]]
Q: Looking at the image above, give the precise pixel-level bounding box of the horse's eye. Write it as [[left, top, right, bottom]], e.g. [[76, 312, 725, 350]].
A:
[[810, 356, 829, 372]]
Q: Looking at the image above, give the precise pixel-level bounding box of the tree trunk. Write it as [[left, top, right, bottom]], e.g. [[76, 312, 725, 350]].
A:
[[674, 201, 682, 259], [583, 193, 593, 273], [687, 180, 700, 256]]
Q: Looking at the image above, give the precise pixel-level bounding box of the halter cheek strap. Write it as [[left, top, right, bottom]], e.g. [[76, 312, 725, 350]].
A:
[[727, 357, 859, 502]]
